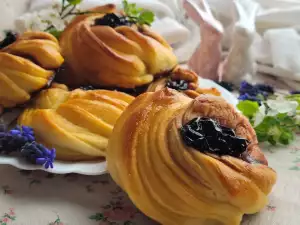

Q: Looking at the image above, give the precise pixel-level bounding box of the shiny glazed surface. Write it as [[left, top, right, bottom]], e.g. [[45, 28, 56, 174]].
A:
[[107, 88, 277, 225]]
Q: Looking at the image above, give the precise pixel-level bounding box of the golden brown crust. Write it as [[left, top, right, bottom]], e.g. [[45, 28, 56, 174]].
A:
[[60, 5, 116, 36], [107, 88, 276, 225], [17, 31, 59, 43], [19, 87, 134, 161], [2, 32, 64, 70], [59, 4, 177, 88], [147, 66, 221, 98], [0, 31, 64, 109], [50, 82, 69, 91]]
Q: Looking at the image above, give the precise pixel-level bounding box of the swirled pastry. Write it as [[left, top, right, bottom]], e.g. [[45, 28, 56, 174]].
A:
[[107, 88, 277, 225], [59, 4, 178, 88], [18, 86, 134, 161], [0, 31, 64, 108], [147, 66, 221, 98]]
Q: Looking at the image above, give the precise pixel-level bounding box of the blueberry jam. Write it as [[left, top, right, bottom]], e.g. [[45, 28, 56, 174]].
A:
[[0, 31, 18, 49], [180, 117, 249, 158], [166, 79, 189, 91], [80, 85, 96, 91], [94, 13, 133, 28]]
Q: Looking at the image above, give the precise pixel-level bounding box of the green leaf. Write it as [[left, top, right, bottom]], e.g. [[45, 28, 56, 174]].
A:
[[279, 130, 294, 145], [254, 112, 298, 145], [255, 130, 268, 142], [255, 116, 280, 145], [66, 0, 82, 5], [277, 113, 296, 128], [138, 11, 155, 25], [48, 28, 63, 39], [122, 0, 155, 26], [237, 100, 259, 118], [123, 0, 139, 16], [267, 136, 277, 145]]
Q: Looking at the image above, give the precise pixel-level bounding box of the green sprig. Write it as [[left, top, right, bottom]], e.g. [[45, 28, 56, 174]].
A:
[[47, 28, 63, 39], [67, 0, 82, 5], [237, 98, 300, 146], [122, 0, 155, 26]]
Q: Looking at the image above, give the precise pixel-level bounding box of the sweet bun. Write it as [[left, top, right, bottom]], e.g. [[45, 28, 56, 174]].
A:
[[107, 88, 277, 225], [59, 4, 178, 88], [19, 86, 134, 161], [148, 66, 221, 98], [0, 31, 64, 108]]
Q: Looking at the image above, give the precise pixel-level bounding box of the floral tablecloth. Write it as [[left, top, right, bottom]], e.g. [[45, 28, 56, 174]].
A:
[[0, 137, 300, 225]]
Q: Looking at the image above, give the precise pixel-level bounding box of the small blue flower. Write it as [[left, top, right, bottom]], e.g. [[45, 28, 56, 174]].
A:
[[255, 84, 274, 94], [239, 81, 258, 96], [239, 81, 274, 102], [290, 91, 300, 95], [238, 93, 261, 103], [9, 126, 35, 143], [21, 142, 56, 169], [0, 125, 55, 169], [240, 81, 253, 90]]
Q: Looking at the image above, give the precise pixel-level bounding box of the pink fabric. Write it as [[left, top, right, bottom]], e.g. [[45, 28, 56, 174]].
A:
[[183, 0, 223, 81]]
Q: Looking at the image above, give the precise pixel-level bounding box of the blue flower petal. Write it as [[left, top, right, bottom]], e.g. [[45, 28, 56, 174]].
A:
[[255, 84, 274, 94], [44, 149, 51, 156], [45, 161, 50, 169], [291, 91, 300, 95], [15, 125, 21, 131], [35, 149, 44, 157], [22, 126, 32, 132], [36, 158, 47, 165], [27, 134, 35, 142], [238, 94, 249, 101], [18, 140, 56, 169], [240, 81, 253, 90], [10, 130, 21, 135], [33, 146, 41, 153], [50, 149, 56, 158]]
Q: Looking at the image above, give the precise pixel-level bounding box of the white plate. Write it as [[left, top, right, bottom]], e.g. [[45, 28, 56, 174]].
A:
[[198, 78, 238, 107], [0, 80, 238, 175]]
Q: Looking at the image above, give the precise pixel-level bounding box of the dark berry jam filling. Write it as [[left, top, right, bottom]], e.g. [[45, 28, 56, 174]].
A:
[[79, 85, 96, 91], [180, 117, 249, 158], [0, 31, 18, 49], [166, 79, 189, 91], [94, 13, 133, 28]]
